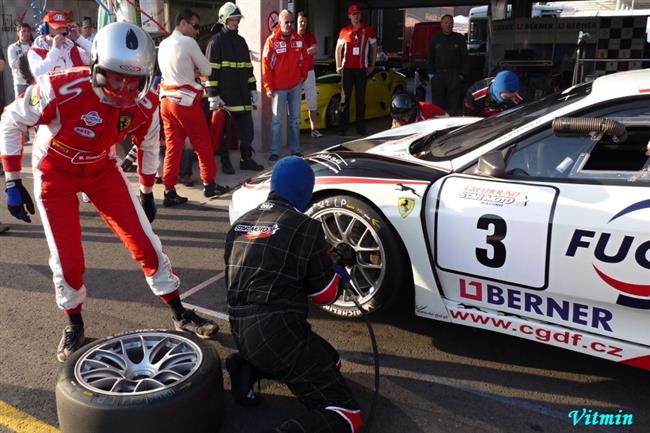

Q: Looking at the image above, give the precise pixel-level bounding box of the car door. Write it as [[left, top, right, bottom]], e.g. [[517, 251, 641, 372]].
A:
[[425, 102, 650, 348]]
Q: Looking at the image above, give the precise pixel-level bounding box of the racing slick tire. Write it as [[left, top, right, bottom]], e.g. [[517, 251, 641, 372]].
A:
[[307, 195, 410, 318], [56, 329, 223, 433], [325, 94, 342, 129]]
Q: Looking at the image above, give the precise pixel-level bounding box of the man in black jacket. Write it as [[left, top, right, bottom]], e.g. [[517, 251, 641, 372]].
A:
[[224, 156, 362, 433], [205, 2, 263, 174], [427, 14, 468, 115]]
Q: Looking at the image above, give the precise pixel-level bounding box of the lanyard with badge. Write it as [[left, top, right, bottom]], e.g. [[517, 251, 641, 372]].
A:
[[352, 29, 364, 56]]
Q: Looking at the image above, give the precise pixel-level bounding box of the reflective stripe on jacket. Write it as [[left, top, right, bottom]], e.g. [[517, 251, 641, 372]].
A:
[[205, 28, 257, 112]]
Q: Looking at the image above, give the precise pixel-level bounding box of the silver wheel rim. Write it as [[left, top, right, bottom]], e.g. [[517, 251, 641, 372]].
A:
[[311, 207, 386, 307], [74, 331, 203, 396]]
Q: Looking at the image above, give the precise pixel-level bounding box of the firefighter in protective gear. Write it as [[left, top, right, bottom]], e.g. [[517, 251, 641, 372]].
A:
[[224, 156, 362, 433], [1, 22, 219, 363], [464, 70, 523, 117], [205, 2, 263, 174]]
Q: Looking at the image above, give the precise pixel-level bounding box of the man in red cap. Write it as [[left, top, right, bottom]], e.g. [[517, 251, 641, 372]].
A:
[[28, 11, 92, 77], [335, 4, 377, 136]]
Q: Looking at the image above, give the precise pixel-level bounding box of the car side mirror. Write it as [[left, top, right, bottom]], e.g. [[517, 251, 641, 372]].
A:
[[477, 151, 506, 177]]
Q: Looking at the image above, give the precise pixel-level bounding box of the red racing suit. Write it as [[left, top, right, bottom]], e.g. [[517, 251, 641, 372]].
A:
[[0, 67, 180, 314]]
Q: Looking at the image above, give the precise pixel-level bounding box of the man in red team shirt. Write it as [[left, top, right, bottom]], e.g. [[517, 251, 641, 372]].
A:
[[335, 3, 377, 136], [0, 22, 218, 362]]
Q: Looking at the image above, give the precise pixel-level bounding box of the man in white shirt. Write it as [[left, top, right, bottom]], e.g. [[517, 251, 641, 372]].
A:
[[158, 8, 228, 206], [80, 17, 95, 43], [7, 23, 34, 99], [28, 11, 92, 78]]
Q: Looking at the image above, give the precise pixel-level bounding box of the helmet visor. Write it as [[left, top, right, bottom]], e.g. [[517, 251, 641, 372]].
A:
[[102, 70, 144, 108]]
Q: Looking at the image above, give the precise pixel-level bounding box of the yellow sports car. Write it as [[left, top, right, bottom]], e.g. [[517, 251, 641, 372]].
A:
[[300, 66, 407, 130]]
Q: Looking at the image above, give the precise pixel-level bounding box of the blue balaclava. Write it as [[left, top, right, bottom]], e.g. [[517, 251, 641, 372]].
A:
[[270, 156, 315, 211], [490, 70, 519, 103]]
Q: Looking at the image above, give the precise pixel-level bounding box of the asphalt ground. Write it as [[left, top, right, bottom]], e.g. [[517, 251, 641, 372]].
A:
[[1, 122, 649, 433]]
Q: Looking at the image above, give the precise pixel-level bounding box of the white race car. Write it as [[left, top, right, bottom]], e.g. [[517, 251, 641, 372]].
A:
[[230, 69, 650, 370]]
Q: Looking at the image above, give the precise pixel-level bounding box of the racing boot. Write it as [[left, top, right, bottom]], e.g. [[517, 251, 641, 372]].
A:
[[163, 188, 188, 207], [203, 181, 230, 198], [221, 157, 235, 175], [225, 353, 262, 407], [173, 309, 219, 339], [56, 324, 85, 362], [240, 156, 263, 171]]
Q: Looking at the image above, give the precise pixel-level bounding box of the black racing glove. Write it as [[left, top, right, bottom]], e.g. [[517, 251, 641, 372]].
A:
[[140, 192, 157, 223], [330, 243, 357, 267], [5, 179, 35, 223]]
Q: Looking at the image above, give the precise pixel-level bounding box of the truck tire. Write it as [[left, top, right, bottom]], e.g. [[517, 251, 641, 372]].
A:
[[56, 330, 223, 433]]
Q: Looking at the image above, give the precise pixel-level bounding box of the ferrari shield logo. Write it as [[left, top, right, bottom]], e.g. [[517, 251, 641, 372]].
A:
[[118, 115, 133, 132], [398, 197, 415, 218], [29, 89, 40, 106]]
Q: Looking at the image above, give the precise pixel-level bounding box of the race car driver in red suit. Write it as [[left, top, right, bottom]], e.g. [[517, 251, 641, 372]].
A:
[[0, 22, 218, 362]]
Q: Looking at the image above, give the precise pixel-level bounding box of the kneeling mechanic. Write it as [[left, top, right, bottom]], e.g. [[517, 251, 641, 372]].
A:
[[224, 156, 362, 433]]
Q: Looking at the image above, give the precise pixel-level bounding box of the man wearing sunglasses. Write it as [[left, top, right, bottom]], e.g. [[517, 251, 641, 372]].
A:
[[158, 8, 228, 206]]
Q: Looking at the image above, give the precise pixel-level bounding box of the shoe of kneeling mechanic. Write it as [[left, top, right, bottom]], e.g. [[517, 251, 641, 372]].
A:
[[173, 309, 219, 339], [221, 158, 235, 175], [163, 188, 188, 207], [240, 157, 263, 171], [203, 182, 230, 198], [225, 353, 262, 407], [57, 324, 85, 363]]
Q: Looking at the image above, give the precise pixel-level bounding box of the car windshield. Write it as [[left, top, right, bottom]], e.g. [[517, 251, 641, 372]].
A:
[[423, 82, 593, 160]]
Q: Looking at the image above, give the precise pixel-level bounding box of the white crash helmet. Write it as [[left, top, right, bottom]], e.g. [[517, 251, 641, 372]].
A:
[[218, 2, 243, 24], [91, 21, 155, 107]]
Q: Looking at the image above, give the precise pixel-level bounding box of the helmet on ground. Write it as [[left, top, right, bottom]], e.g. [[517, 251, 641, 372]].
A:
[[91, 21, 155, 108], [390, 92, 419, 126], [218, 2, 243, 25]]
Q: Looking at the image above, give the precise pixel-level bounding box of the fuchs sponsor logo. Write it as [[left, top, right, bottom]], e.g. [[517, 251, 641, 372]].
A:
[[234, 223, 280, 239], [459, 279, 614, 331], [81, 111, 103, 126], [73, 127, 96, 138], [566, 199, 650, 309], [458, 185, 528, 207]]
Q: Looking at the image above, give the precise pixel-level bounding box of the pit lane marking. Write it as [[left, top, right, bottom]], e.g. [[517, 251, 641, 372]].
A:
[[180, 272, 230, 322], [180, 271, 225, 300], [0, 401, 58, 433]]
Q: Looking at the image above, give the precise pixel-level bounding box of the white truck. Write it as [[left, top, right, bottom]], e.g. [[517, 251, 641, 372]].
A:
[[468, 4, 650, 97]]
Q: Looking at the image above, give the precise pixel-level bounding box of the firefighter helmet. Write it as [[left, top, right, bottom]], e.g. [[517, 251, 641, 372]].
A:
[[218, 2, 244, 25]]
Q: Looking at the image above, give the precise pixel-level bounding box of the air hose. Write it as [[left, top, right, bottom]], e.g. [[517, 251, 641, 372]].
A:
[[345, 284, 380, 433], [552, 117, 628, 142], [332, 242, 381, 432]]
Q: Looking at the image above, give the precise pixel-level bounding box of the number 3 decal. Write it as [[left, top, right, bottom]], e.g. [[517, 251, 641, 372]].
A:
[[476, 214, 507, 268]]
